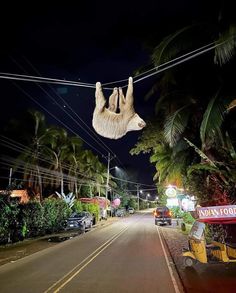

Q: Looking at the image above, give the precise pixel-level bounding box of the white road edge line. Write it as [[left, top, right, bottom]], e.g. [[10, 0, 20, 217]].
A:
[[156, 226, 181, 293]]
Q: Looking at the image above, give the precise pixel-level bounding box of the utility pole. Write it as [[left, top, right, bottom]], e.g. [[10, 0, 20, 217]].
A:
[[104, 152, 116, 217], [136, 184, 140, 211], [8, 168, 12, 187]]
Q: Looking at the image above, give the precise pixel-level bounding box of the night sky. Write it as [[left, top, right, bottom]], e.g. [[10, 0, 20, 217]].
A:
[[0, 1, 222, 187]]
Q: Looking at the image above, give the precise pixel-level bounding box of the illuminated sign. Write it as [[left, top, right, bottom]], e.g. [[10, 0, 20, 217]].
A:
[[165, 187, 177, 198], [197, 205, 236, 220], [181, 198, 195, 212]]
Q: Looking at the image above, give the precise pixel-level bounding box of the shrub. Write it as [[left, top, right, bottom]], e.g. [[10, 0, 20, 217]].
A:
[[72, 200, 83, 214], [20, 201, 44, 238], [42, 198, 71, 233], [182, 211, 195, 224], [0, 196, 20, 243], [170, 207, 184, 218]]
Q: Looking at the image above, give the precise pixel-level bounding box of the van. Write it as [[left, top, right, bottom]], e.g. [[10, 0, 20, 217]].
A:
[[154, 206, 172, 225]]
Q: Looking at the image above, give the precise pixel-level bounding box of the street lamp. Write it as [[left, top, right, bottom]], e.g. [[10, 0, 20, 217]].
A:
[[110, 166, 118, 171]]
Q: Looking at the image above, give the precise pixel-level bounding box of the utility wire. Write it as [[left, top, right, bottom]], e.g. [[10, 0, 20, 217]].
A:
[[21, 57, 118, 157], [12, 82, 106, 157], [103, 40, 217, 86], [0, 39, 229, 90]]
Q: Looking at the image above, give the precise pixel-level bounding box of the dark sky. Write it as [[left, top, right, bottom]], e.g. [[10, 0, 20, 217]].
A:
[[0, 1, 221, 187]]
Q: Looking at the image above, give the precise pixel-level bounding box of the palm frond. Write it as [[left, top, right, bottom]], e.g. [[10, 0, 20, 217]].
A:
[[214, 25, 236, 66], [164, 105, 190, 147], [152, 25, 194, 65], [187, 163, 218, 176], [200, 92, 225, 147], [184, 137, 216, 167], [225, 131, 236, 160]]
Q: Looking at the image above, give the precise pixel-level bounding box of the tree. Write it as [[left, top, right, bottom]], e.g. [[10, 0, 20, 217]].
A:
[[131, 3, 236, 205]]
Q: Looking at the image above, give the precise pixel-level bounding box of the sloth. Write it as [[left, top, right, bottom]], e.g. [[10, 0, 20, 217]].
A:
[[92, 77, 146, 139]]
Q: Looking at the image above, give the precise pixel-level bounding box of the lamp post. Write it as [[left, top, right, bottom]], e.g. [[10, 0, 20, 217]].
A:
[[146, 193, 150, 208], [136, 184, 140, 211], [104, 152, 116, 217]]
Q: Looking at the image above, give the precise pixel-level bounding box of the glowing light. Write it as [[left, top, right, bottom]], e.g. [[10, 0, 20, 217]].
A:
[[165, 186, 177, 198]]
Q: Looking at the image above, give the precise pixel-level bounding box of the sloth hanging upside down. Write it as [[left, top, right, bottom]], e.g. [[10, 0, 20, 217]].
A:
[[92, 77, 146, 139]]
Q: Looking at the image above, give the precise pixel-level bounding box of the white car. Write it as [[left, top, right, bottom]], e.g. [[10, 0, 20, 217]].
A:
[[128, 207, 135, 214]]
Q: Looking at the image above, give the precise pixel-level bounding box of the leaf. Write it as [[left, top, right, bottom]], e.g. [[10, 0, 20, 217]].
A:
[[200, 92, 225, 147], [152, 25, 195, 65], [184, 137, 216, 167], [214, 25, 236, 66], [187, 163, 218, 176], [164, 105, 190, 147]]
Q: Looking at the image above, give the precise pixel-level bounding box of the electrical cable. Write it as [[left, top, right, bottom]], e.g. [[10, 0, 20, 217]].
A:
[[0, 39, 230, 90]]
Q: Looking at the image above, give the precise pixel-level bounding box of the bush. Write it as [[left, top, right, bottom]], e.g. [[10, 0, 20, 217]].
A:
[[182, 211, 195, 224], [0, 196, 20, 243], [72, 200, 83, 214], [21, 201, 44, 238], [170, 207, 184, 218], [42, 198, 71, 233], [82, 203, 100, 224]]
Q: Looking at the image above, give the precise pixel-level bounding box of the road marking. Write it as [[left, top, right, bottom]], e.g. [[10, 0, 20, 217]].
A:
[[44, 225, 129, 293], [156, 226, 182, 293]]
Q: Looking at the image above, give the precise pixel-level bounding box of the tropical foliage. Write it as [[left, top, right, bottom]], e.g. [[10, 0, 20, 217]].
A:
[[2, 110, 117, 200], [131, 4, 236, 206]]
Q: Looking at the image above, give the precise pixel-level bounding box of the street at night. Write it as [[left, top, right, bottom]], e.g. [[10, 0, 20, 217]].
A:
[[0, 211, 182, 293], [2, 211, 236, 292], [1, 2, 236, 293]]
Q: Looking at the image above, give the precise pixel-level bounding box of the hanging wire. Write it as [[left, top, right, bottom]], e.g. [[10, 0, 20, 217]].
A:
[[0, 39, 230, 90], [17, 56, 118, 158], [102, 40, 217, 86], [12, 82, 106, 157]]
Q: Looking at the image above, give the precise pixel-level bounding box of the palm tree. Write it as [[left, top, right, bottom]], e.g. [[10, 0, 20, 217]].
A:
[[131, 4, 236, 205], [12, 110, 50, 200]]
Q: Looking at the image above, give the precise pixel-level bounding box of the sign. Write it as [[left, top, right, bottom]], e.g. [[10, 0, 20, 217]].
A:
[[197, 205, 236, 221], [181, 198, 195, 212], [189, 221, 205, 240], [167, 198, 179, 207], [165, 187, 176, 198]]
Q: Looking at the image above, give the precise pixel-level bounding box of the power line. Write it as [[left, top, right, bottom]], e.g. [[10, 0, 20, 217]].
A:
[[0, 39, 230, 90], [20, 56, 118, 158]]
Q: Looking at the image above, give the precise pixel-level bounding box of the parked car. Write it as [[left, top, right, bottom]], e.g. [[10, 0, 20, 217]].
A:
[[115, 208, 126, 217], [154, 206, 172, 225], [128, 207, 135, 214], [65, 211, 93, 231]]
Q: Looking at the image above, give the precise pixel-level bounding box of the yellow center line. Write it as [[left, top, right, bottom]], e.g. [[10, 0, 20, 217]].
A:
[[44, 225, 129, 293]]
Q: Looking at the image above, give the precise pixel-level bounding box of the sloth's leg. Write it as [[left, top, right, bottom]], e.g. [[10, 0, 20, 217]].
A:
[[118, 87, 126, 112], [108, 87, 118, 112], [95, 82, 106, 110], [125, 77, 133, 106]]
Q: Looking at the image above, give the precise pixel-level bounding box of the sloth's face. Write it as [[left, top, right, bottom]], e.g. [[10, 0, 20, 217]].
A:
[[127, 113, 146, 132]]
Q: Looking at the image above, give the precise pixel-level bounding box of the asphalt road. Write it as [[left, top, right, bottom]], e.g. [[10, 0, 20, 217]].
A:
[[0, 211, 183, 293]]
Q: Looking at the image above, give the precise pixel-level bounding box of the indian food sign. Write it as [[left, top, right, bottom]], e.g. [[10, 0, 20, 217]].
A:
[[197, 205, 236, 221]]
